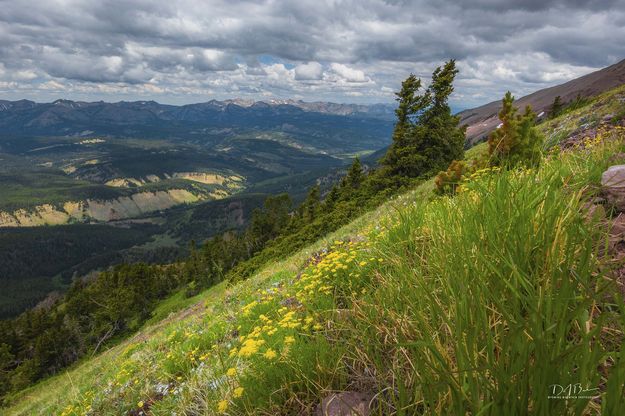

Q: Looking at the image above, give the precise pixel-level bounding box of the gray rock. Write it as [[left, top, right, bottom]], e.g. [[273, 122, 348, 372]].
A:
[[602, 165, 625, 212], [315, 392, 375, 416], [602, 165, 625, 187]]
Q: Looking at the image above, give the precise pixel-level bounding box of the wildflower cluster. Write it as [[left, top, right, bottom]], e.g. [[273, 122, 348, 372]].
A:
[[294, 239, 383, 304], [578, 124, 625, 149], [214, 238, 384, 413], [48, 233, 388, 415], [455, 166, 501, 194], [59, 391, 95, 416]]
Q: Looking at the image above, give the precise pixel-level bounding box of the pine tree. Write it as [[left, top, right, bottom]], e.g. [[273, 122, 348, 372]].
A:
[[244, 193, 292, 256], [263, 194, 292, 235], [488, 91, 543, 167], [488, 91, 517, 160], [322, 185, 340, 213], [0, 343, 14, 396], [302, 184, 320, 221], [379, 74, 430, 177], [417, 60, 466, 175], [343, 157, 364, 189], [549, 95, 563, 119], [380, 60, 465, 180]]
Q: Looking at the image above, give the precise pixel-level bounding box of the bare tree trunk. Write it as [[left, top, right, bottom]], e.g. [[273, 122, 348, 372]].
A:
[[91, 322, 118, 357]]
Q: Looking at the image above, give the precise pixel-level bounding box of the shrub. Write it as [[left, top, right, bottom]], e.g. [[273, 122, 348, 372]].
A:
[[434, 159, 468, 195]]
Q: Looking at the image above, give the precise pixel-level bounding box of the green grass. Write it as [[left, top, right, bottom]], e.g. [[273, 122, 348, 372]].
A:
[[539, 84, 625, 147], [143, 286, 224, 327], [349, 149, 623, 414], [6, 128, 625, 415], [465, 141, 487, 159]]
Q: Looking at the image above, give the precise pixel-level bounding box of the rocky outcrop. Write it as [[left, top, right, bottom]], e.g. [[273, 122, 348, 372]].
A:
[[0, 189, 204, 227], [172, 172, 243, 187], [598, 165, 625, 297], [104, 172, 244, 188], [105, 177, 145, 187], [602, 165, 625, 212]]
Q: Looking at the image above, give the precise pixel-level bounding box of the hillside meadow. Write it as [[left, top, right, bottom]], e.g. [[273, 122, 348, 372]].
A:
[[6, 124, 625, 415]]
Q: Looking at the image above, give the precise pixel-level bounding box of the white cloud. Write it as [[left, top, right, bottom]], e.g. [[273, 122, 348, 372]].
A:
[[294, 62, 323, 80], [12, 70, 38, 81], [329, 63, 369, 83], [40, 80, 65, 90]]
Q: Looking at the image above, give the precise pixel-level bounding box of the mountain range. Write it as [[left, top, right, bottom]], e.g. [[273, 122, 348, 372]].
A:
[[0, 98, 395, 222], [0, 98, 394, 138]]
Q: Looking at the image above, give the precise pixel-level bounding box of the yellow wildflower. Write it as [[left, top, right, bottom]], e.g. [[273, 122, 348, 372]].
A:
[[226, 367, 237, 377], [218, 399, 229, 413], [285, 336, 295, 344], [239, 338, 264, 357], [264, 348, 277, 359], [242, 300, 258, 316], [138, 401, 144, 408], [233, 387, 245, 398]]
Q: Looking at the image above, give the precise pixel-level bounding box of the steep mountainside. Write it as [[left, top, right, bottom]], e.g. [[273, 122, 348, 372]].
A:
[[459, 58, 625, 143], [5, 84, 625, 416]]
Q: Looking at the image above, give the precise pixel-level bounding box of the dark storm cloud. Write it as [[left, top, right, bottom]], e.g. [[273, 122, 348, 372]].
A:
[[0, 0, 623, 105]]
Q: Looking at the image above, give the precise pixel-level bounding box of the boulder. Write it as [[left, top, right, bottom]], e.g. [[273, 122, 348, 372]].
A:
[[315, 392, 375, 416], [602, 165, 625, 212]]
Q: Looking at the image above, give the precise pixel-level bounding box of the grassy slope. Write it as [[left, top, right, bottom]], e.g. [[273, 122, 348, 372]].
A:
[[6, 89, 625, 415], [6, 175, 433, 416], [540, 84, 625, 147]]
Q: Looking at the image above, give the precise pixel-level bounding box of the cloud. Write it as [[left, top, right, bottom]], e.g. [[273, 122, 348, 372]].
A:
[[295, 62, 323, 80], [329, 63, 369, 83], [0, 0, 623, 105]]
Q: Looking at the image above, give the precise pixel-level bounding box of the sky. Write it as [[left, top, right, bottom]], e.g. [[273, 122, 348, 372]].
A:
[[1, 0, 624, 108]]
